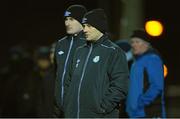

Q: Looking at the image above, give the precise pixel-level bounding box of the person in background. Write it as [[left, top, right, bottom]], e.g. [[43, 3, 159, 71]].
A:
[[53, 4, 87, 117], [64, 9, 129, 118], [115, 39, 133, 69], [126, 29, 166, 118], [0, 45, 34, 117], [33, 46, 55, 117]]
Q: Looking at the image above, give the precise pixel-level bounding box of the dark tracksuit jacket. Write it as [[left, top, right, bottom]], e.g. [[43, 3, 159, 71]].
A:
[[64, 35, 129, 118], [54, 31, 86, 113]]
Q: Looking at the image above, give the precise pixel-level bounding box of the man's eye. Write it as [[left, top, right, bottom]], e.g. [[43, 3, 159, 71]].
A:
[[69, 18, 74, 21], [87, 24, 91, 27]]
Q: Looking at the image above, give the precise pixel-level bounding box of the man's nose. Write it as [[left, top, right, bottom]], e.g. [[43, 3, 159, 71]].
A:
[[65, 20, 70, 25]]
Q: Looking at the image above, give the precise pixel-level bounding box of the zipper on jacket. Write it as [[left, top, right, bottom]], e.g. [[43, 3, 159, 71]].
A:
[[77, 44, 93, 118], [61, 37, 74, 105]]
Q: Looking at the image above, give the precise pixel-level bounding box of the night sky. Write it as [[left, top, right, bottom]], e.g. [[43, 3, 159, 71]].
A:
[[3, 0, 180, 83], [145, 0, 180, 84]]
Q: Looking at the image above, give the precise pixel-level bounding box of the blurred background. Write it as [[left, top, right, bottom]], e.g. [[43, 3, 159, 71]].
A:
[[1, 0, 180, 117]]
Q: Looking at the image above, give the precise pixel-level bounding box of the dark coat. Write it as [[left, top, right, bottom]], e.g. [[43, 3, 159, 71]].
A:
[[64, 35, 129, 118], [54, 31, 86, 114]]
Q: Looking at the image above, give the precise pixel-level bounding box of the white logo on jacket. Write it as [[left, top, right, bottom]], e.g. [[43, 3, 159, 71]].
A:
[[76, 59, 80, 68], [64, 11, 71, 17], [58, 51, 64, 55], [93, 56, 100, 63], [82, 18, 87, 23]]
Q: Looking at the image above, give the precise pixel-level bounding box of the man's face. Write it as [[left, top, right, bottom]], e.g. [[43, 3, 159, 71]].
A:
[[83, 24, 102, 41], [65, 17, 83, 35], [130, 37, 149, 55]]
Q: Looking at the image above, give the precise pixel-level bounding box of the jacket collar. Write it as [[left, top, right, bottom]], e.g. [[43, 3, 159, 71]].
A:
[[135, 48, 161, 60], [86, 34, 108, 46], [68, 30, 84, 39]]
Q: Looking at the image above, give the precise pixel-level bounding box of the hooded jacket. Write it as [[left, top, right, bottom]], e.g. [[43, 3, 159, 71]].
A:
[[64, 35, 129, 118]]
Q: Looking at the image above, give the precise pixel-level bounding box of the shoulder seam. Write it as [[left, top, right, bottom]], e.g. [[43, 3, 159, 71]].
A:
[[100, 44, 116, 50], [58, 36, 67, 42]]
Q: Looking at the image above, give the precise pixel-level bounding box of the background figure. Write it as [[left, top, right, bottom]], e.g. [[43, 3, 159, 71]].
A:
[[0, 45, 55, 117], [126, 29, 166, 118], [115, 40, 133, 68], [0, 45, 35, 117], [32, 46, 55, 117], [53, 4, 87, 117], [64, 9, 129, 118]]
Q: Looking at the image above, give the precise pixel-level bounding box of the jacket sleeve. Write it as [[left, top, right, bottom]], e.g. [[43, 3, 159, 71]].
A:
[[101, 48, 130, 113], [53, 41, 58, 73], [138, 55, 164, 108]]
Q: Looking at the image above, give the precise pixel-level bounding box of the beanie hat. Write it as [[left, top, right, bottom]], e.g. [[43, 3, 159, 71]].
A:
[[82, 9, 108, 33], [130, 29, 150, 43], [64, 5, 87, 23]]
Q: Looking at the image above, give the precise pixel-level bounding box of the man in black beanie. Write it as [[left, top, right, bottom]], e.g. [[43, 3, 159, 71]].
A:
[[53, 4, 87, 117], [64, 9, 129, 118]]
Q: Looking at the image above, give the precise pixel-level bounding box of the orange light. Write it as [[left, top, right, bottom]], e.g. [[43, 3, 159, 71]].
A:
[[164, 64, 168, 78], [145, 20, 163, 37]]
